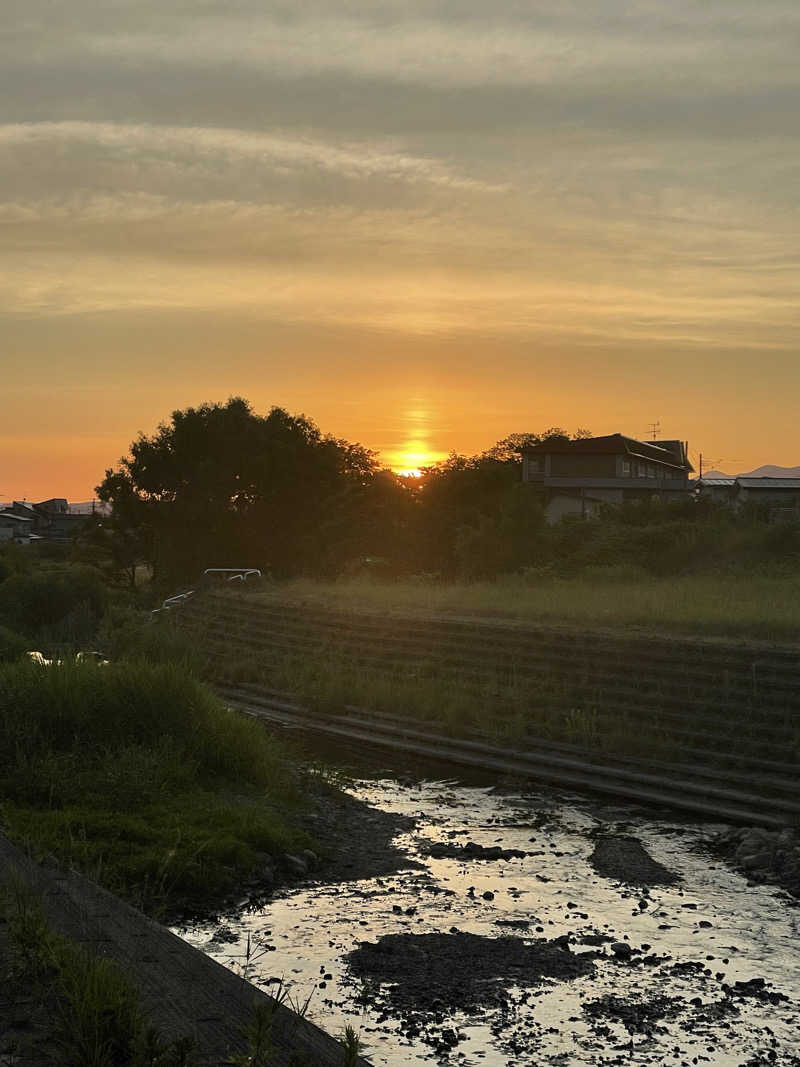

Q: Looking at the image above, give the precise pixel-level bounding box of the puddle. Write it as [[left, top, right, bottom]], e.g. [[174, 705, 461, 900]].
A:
[[177, 778, 800, 1064]]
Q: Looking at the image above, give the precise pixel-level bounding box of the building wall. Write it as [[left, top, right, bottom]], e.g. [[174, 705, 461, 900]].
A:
[[544, 495, 599, 523], [549, 453, 618, 478]]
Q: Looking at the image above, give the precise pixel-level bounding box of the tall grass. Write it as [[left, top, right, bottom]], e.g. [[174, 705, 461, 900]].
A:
[[251, 572, 800, 643], [219, 645, 675, 760], [0, 660, 309, 917]]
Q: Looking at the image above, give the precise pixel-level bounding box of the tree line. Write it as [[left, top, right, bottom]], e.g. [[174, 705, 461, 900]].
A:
[[91, 397, 800, 587]]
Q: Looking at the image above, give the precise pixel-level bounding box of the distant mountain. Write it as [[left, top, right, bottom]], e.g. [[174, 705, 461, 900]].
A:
[[698, 464, 800, 480], [737, 465, 800, 479]]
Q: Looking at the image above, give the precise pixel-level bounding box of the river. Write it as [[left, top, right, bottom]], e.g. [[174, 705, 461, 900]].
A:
[[178, 772, 799, 1065]]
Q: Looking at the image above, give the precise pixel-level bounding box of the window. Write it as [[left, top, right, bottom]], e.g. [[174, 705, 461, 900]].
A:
[[526, 457, 542, 480], [622, 459, 632, 476]]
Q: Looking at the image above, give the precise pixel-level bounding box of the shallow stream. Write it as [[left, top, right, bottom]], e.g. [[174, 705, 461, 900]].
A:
[[178, 777, 799, 1065]]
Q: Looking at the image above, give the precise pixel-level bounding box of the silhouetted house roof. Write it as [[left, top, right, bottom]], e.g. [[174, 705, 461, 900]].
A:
[[35, 498, 70, 514], [736, 477, 800, 490], [522, 434, 693, 472], [521, 433, 692, 522]]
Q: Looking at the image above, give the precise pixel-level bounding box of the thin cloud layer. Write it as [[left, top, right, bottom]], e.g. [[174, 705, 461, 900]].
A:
[[1, 0, 799, 494]]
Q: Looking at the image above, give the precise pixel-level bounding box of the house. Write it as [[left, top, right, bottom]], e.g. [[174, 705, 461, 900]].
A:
[[696, 476, 800, 517], [522, 434, 693, 522], [693, 477, 737, 504], [0, 499, 88, 542], [0, 511, 33, 544]]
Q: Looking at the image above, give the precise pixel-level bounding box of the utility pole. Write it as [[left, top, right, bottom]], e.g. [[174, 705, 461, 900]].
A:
[[699, 453, 703, 480]]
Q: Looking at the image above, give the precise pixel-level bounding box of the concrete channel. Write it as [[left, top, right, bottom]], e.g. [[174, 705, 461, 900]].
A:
[[0, 834, 370, 1066], [173, 590, 800, 827]]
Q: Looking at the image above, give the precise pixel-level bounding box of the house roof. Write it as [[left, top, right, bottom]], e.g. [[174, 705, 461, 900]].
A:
[[697, 477, 736, 487], [737, 477, 800, 489], [522, 433, 693, 471], [0, 510, 32, 523]]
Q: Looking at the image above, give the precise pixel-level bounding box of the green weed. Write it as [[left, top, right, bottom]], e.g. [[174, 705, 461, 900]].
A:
[[0, 660, 310, 917]]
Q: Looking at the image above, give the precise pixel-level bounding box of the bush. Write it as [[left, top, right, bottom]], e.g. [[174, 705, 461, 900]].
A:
[[0, 660, 306, 915], [0, 566, 108, 639], [0, 624, 29, 662]]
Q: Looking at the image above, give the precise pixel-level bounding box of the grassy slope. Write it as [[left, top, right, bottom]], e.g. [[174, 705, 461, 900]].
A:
[[257, 573, 800, 644], [0, 660, 311, 919]]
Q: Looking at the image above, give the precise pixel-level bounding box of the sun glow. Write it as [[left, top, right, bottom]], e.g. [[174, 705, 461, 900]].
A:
[[383, 405, 447, 477], [391, 446, 446, 477]]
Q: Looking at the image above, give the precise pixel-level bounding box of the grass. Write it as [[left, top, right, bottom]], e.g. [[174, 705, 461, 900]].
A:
[[0, 660, 311, 918], [215, 643, 679, 760], [249, 571, 800, 644]]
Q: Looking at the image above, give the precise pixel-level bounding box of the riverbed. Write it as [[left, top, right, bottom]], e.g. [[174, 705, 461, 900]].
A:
[[178, 775, 799, 1065]]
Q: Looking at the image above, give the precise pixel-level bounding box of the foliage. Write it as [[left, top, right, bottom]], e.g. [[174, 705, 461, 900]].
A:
[[0, 564, 108, 645], [256, 570, 800, 643], [339, 1024, 364, 1066], [0, 623, 29, 662], [97, 398, 379, 582], [0, 660, 308, 916], [82, 395, 800, 585]]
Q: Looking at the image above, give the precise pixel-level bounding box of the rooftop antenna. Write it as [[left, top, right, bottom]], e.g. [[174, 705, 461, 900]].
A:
[[647, 420, 661, 441]]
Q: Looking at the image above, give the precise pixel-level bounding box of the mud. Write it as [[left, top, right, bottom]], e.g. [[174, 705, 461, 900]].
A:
[[420, 840, 529, 861], [582, 992, 684, 1033], [302, 779, 419, 884], [712, 826, 800, 900], [589, 833, 681, 886], [181, 777, 800, 1065], [347, 931, 593, 1012]]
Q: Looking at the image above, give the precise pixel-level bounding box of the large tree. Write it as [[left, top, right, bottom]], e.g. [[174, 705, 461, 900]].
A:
[[97, 398, 379, 582]]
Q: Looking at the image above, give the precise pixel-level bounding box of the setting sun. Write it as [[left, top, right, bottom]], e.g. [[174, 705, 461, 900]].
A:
[[389, 446, 447, 477]]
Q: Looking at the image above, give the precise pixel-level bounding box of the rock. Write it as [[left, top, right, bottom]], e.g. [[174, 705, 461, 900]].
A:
[[482, 891, 495, 901], [738, 850, 772, 871], [590, 836, 679, 886], [283, 853, 308, 877], [299, 848, 319, 869], [610, 942, 633, 959]]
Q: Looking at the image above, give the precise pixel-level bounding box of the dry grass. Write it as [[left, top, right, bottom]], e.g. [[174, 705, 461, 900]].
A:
[[247, 572, 800, 645]]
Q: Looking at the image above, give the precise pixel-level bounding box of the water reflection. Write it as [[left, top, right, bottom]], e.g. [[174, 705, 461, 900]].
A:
[[178, 780, 800, 1065]]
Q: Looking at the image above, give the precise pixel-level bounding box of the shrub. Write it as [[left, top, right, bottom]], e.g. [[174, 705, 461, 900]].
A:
[[0, 624, 29, 662], [0, 660, 305, 915], [0, 565, 108, 638]]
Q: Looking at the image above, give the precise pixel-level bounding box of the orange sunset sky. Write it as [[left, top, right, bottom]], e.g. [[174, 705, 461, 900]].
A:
[[2, 2, 799, 500]]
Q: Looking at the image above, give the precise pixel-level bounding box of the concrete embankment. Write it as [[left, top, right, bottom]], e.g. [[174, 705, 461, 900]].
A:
[[0, 834, 367, 1066], [177, 590, 800, 826]]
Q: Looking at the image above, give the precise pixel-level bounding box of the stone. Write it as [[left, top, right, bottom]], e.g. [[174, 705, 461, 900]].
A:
[[283, 853, 308, 877]]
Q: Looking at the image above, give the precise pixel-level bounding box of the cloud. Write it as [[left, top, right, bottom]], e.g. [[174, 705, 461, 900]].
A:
[[0, 121, 501, 194], [7, 2, 799, 94]]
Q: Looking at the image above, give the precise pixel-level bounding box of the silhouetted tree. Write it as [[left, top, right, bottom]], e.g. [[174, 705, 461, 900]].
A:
[[97, 398, 379, 582]]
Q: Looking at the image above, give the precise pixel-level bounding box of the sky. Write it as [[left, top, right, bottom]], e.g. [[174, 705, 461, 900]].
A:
[[2, 0, 799, 498]]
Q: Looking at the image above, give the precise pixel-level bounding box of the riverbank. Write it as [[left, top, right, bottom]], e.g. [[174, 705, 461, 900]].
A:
[[0, 832, 368, 1066], [254, 573, 800, 645], [180, 771, 800, 1066], [0, 659, 341, 922]]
